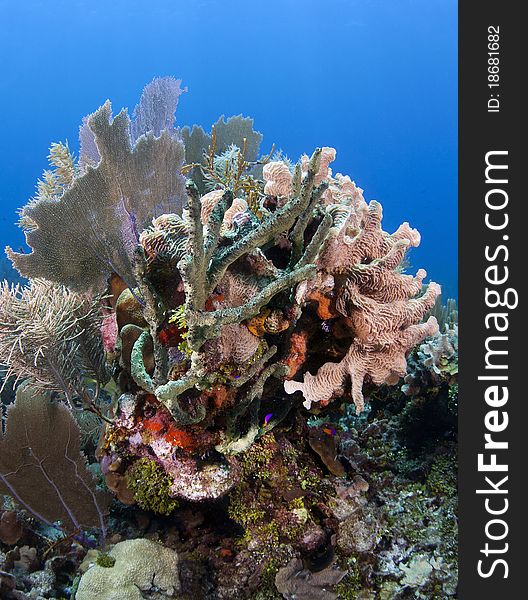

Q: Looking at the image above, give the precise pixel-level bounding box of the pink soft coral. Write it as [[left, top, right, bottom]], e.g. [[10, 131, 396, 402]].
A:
[[285, 168, 441, 412]]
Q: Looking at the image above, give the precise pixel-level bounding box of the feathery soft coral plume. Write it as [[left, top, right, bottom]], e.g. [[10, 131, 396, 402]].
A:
[[0, 279, 108, 407]]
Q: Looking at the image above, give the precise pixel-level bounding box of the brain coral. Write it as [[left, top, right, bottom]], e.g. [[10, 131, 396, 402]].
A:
[[76, 538, 180, 600]]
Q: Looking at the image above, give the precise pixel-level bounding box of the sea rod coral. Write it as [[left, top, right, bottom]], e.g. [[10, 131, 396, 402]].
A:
[[1, 76, 441, 514]]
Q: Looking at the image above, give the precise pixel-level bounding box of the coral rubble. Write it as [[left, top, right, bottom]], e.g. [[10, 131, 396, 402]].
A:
[[0, 76, 455, 599]]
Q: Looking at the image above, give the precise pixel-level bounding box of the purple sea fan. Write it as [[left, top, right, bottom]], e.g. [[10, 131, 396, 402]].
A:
[[0, 383, 111, 537], [7, 77, 187, 292], [130, 76, 186, 140]]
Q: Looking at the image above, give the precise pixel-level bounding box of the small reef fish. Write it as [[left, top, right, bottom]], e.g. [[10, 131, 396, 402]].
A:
[[322, 426, 337, 436], [263, 413, 273, 427]]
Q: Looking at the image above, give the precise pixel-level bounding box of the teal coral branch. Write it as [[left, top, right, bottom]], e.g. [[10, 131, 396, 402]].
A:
[[132, 247, 168, 385], [178, 149, 327, 353], [154, 370, 206, 425], [289, 181, 329, 266], [296, 211, 333, 268], [140, 150, 332, 420], [130, 332, 207, 424], [186, 264, 316, 350], [130, 330, 155, 393], [218, 408, 260, 455], [233, 344, 277, 388], [180, 181, 206, 312], [217, 362, 288, 454], [204, 189, 233, 264], [291, 162, 302, 197], [177, 184, 231, 344], [205, 148, 323, 296]]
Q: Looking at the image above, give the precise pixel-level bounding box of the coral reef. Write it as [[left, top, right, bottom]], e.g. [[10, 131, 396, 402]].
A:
[[0, 76, 455, 599]]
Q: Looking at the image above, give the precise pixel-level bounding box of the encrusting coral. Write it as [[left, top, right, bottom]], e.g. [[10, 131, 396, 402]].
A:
[[0, 76, 448, 598]]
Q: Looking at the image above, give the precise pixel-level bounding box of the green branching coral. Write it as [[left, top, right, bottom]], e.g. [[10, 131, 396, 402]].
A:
[[149, 151, 329, 418], [187, 152, 326, 313], [130, 330, 156, 393], [124, 147, 332, 431], [125, 458, 179, 515]]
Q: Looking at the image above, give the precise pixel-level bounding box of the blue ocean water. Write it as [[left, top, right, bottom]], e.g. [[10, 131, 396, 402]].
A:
[[0, 0, 457, 298]]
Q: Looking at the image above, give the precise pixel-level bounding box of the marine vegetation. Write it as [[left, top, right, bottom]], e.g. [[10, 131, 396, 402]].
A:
[[0, 77, 457, 599]]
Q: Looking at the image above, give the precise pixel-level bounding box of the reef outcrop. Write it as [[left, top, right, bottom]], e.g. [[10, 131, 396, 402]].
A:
[[1, 76, 441, 502], [0, 76, 452, 600]]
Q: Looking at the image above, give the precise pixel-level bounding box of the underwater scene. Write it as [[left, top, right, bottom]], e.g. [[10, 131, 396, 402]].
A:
[[0, 2, 457, 599]]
